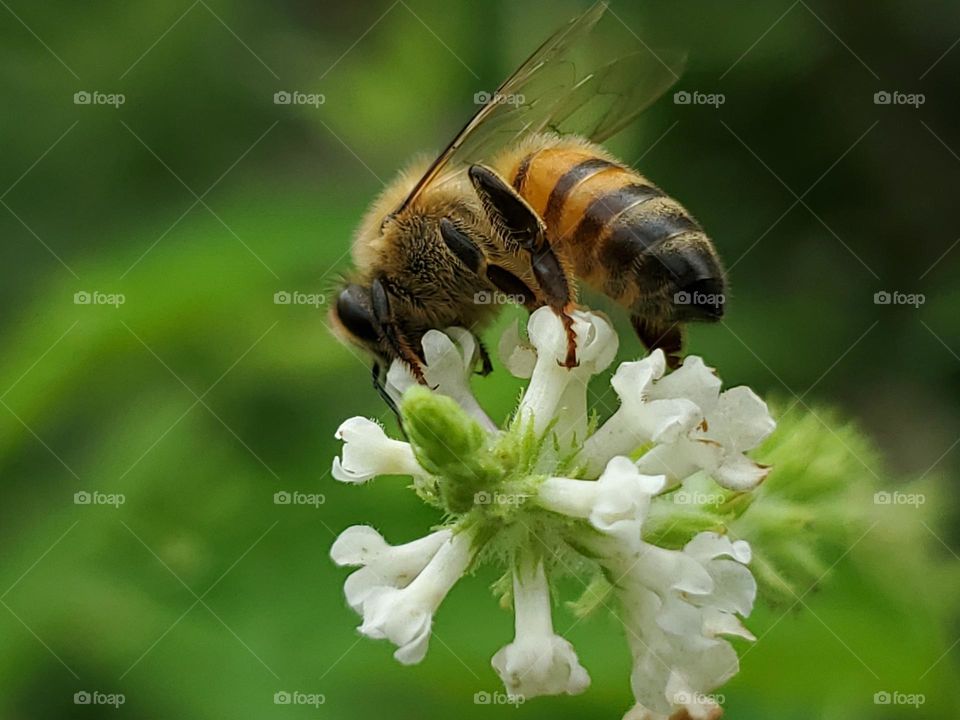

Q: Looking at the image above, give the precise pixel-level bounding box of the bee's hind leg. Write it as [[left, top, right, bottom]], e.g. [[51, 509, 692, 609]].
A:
[[467, 163, 579, 368], [631, 315, 683, 370]]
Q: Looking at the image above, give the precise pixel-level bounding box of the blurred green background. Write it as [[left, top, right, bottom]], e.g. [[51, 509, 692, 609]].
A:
[[1, 1, 958, 718]]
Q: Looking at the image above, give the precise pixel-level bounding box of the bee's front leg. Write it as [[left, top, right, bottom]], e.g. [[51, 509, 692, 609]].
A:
[[370, 276, 429, 385], [467, 163, 579, 368]]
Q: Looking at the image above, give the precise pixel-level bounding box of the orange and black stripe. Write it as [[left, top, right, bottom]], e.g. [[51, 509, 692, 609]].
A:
[[509, 147, 704, 287]]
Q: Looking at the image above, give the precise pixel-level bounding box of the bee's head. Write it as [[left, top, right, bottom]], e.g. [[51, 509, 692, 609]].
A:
[[329, 282, 387, 361]]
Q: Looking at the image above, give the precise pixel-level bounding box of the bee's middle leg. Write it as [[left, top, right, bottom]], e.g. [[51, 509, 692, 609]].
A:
[[467, 163, 579, 368]]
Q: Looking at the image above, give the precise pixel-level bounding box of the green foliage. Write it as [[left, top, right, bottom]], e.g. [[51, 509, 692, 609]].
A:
[[2, 1, 958, 719]]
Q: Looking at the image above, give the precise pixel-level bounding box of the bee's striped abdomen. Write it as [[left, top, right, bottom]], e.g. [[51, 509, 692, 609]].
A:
[[511, 148, 628, 233], [506, 141, 717, 308]]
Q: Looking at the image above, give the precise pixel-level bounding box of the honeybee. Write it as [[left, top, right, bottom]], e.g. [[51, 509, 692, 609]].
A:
[[330, 2, 725, 403]]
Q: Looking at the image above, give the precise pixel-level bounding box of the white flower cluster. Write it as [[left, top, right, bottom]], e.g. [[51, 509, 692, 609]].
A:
[[330, 308, 775, 719]]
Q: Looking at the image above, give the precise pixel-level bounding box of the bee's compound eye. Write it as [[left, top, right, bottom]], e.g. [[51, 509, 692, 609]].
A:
[[336, 285, 380, 343]]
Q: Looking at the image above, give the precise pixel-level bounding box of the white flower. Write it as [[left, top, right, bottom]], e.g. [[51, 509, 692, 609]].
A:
[[578, 351, 703, 477], [386, 327, 496, 432], [599, 530, 755, 720], [357, 529, 474, 665], [330, 526, 452, 611], [537, 456, 665, 546], [635, 356, 776, 490], [331, 308, 775, 711], [492, 560, 590, 697], [514, 307, 618, 440], [331, 417, 424, 483]]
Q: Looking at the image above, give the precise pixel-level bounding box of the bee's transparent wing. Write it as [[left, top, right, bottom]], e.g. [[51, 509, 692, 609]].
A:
[[395, 1, 684, 213]]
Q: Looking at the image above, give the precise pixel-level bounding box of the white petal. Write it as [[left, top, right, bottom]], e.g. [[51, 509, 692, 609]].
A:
[[683, 532, 748, 564], [625, 543, 715, 597], [333, 528, 452, 611], [707, 386, 776, 452], [590, 457, 665, 541], [518, 309, 617, 436], [525, 307, 617, 371], [330, 525, 389, 566], [713, 453, 771, 491], [702, 608, 756, 641], [635, 438, 722, 485], [492, 635, 590, 698], [492, 561, 590, 698], [649, 355, 721, 414], [355, 531, 473, 664], [579, 358, 702, 476], [699, 560, 757, 617], [537, 458, 664, 542], [359, 586, 433, 664], [333, 417, 422, 483], [572, 309, 619, 372], [683, 533, 757, 616], [621, 703, 668, 720], [384, 329, 497, 432], [666, 673, 726, 720], [609, 359, 702, 446], [498, 318, 537, 378], [421, 329, 497, 431], [551, 375, 591, 447]]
